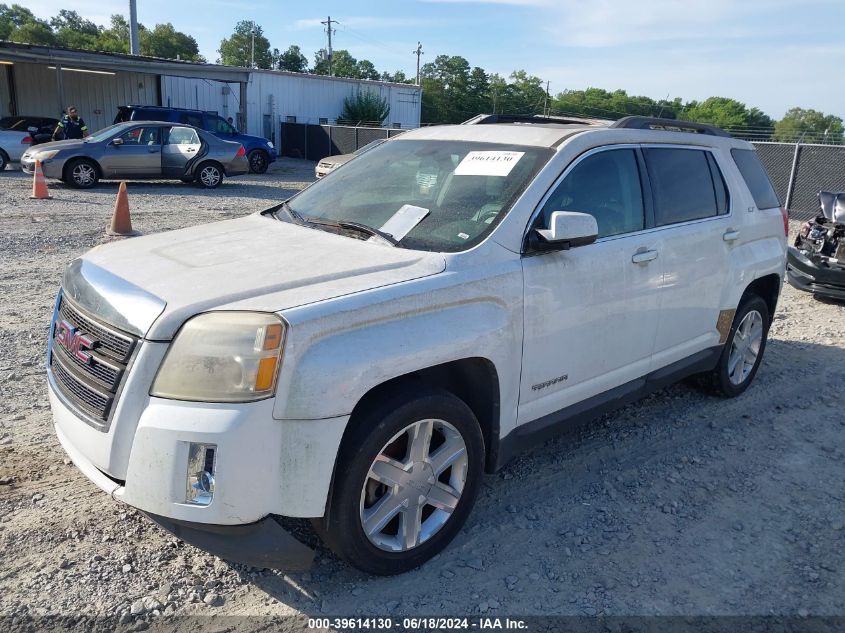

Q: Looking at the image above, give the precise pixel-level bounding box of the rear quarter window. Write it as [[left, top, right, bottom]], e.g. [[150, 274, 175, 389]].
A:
[[731, 148, 781, 210]]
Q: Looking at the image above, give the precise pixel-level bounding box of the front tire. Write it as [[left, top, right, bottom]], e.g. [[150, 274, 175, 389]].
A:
[[701, 294, 770, 397], [65, 158, 99, 189], [318, 386, 484, 575], [196, 161, 223, 188], [248, 149, 269, 174]]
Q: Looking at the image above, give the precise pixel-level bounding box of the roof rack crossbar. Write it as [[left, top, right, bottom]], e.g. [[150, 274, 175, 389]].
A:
[[610, 116, 731, 138]]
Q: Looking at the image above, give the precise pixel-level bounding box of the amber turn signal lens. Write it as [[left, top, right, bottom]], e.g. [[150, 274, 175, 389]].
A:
[[255, 356, 278, 391], [263, 323, 283, 350]]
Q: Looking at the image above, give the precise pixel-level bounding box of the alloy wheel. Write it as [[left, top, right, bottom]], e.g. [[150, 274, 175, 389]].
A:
[[72, 163, 95, 186], [249, 152, 267, 173], [727, 309, 764, 385], [200, 165, 221, 187], [360, 419, 468, 552]]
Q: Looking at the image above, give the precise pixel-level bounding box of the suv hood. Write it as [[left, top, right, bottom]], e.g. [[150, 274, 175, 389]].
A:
[[68, 213, 445, 340]]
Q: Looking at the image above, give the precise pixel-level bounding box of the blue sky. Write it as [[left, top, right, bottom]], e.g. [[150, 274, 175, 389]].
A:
[[31, 0, 845, 120]]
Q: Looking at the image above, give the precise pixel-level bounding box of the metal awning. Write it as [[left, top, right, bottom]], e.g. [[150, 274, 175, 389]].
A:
[[0, 41, 250, 83]]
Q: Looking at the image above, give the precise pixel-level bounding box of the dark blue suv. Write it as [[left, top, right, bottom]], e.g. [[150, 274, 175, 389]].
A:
[[114, 105, 277, 173]]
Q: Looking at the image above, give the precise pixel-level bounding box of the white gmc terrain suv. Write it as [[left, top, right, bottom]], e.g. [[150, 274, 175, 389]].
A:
[[47, 115, 788, 575]]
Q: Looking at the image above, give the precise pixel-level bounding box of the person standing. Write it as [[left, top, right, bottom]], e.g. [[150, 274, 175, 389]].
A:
[[52, 106, 89, 141]]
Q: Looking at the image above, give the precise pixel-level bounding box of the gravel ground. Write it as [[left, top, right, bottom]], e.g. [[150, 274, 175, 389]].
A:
[[0, 162, 843, 625]]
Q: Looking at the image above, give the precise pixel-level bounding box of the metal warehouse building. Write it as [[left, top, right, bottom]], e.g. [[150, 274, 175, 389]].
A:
[[0, 41, 422, 142]]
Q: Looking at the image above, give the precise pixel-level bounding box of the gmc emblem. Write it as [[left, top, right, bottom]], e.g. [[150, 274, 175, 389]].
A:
[[54, 320, 96, 363]]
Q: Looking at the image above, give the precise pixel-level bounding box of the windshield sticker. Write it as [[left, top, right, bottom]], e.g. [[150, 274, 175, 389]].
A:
[[379, 204, 430, 241], [454, 151, 525, 177]]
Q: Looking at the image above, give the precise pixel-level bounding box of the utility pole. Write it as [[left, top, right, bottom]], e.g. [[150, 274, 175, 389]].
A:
[[250, 21, 256, 68], [128, 0, 140, 55], [543, 80, 549, 116], [321, 16, 339, 75], [413, 42, 423, 85]]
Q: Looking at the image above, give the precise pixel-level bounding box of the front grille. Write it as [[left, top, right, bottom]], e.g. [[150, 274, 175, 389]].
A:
[[50, 296, 139, 430]]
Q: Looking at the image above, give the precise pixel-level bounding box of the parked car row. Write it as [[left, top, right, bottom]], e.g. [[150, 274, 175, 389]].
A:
[[3, 105, 275, 187], [0, 115, 57, 170]]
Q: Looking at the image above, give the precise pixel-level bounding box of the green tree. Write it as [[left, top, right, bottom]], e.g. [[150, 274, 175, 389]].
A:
[[503, 69, 545, 115], [274, 44, 307, 72], [355, 59, 380, 81], [774, 107, 845, 143], [683, 97, 765, 130], [313, 49, 359, 77], [420, 55, 471, 123], [339, 90, 390, 125], [381, 70, 409, 83], [0, 4, 55, 45], [49, 9, 99, 49], [142, 23, 203, 61], [219, 21, 272, 68], [96, 14, 129, 53]]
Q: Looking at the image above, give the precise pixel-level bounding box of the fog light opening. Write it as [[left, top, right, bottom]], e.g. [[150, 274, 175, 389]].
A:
[[186, 443, 216, 506]]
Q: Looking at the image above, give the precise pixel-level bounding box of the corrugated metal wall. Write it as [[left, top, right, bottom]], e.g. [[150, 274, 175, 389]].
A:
[[246, 72, 421, 137], [0, 67, 11, 117], [13, 62, 158, 132], [160, 76, 239, 120]]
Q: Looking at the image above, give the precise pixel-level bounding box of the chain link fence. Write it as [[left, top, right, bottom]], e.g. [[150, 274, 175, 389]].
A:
[[751, 141, 845, 220]]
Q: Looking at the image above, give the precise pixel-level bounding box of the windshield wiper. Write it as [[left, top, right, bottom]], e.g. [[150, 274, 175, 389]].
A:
[[337, 221, 400, 246], [273, 200, 306, 225]]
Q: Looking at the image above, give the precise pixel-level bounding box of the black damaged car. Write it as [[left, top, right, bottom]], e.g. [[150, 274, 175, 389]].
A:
[[787, 191, 845, 300]]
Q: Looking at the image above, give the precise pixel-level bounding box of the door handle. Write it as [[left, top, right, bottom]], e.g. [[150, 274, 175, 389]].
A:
[[723, 229, 740, 242], [632, 249, 658, 264], [186, 148, 196, 153]]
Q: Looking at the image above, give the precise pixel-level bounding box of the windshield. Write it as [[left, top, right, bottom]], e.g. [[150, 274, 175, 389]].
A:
[[85, 123, 129, 143], [288, 139, 552, 252]]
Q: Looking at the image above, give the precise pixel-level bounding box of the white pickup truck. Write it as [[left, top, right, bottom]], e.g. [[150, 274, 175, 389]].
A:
[[48, 115, 787, 575]]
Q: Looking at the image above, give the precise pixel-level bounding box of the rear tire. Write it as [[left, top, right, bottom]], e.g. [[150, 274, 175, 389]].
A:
[[196, 161, 223, 188], [316, 386, 484, 575], [699, 294, 770, 397], [65, 158, 99, 189], [248, 149, 269, 174]]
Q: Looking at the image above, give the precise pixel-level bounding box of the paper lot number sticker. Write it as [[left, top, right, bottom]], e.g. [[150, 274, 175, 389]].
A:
[[454, 151, 525, 177]]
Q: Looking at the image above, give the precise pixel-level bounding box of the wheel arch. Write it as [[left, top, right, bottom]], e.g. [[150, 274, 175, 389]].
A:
[[62, 155, 103, 180], [743, 273, 781, 320], [321, 357, 501, 521]]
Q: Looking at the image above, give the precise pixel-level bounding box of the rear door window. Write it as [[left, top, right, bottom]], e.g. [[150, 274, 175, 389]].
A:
[[731, 148, 781, 209], [644, 148, 724, 226], [177, 112, 204, 128]]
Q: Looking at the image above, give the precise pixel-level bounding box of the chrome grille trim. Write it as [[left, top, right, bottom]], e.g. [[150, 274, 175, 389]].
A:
[[48, 292, 140, 432], [58, 299, 135, 362]]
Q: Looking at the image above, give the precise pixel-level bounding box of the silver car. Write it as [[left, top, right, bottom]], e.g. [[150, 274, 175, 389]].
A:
[[21, 121, 249, 189], [314, 138, 387, 178]]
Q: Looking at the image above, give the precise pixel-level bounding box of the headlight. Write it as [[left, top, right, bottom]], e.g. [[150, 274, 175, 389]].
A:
[[267, 141, 274, 149], [36, 150, 59, 160], [151, 312, 286, 402]]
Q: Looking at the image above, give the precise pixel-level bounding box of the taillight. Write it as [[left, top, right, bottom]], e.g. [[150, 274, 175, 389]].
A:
[[236, 145, 245, 157], [21, 136, 32, 144], [780, 207, 789, 237]]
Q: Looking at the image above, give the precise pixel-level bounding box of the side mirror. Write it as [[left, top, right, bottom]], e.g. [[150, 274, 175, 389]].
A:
[[110, 137, 124, 146], [534, 211, 598, 251]]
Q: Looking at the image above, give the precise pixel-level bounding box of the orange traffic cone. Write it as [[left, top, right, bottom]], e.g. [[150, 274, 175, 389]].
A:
[[107, 182, 138, 237], [30, 160, 52, 200]]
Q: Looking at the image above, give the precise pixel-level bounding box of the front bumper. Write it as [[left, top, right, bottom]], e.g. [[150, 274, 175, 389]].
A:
[[786, 246, 845, 300], [21, 156, 62, 178], [144, 512, 313, 570]]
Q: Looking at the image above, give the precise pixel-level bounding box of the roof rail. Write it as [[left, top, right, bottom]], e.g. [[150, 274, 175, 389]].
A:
[[610, 116, 731, 137], [462, 113, 605, 126]]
